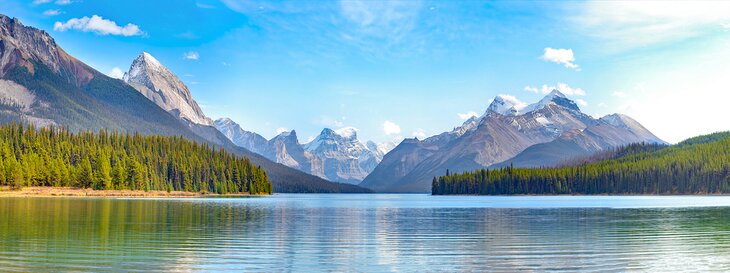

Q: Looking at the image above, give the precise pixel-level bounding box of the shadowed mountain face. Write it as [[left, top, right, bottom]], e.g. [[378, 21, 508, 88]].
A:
[[361, 90, 665, 193], [0, 14, 370, 193], [215, 119, 394, 184]]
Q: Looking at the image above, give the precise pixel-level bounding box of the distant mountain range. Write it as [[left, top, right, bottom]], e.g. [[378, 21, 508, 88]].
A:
[[214, 118, 395, 184], [0, 14, 370, 193], [0, 13, 667, 194], [360, 90, 664, 192]]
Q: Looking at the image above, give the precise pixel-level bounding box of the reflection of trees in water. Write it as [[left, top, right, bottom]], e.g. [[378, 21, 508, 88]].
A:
[[2, 198, 730, 271], [0, 198, 267, 271]]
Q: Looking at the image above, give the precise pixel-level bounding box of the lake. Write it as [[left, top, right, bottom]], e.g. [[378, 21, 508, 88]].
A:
[[2, 194, 730, 272]]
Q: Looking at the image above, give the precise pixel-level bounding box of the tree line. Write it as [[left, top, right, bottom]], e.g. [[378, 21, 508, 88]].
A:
[[433, 132, 730, 195], [0, 123, 271, 194]]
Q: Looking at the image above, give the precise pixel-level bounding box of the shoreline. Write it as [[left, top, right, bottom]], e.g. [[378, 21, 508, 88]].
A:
[[0, 187, 262, 198]]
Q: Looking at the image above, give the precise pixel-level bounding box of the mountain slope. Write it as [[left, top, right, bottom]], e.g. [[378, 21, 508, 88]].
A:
[[362, 90, 664, 193], [123, 52, 212, 126], [492, 114, 665, 168], [214, 118, 268, 154], [0, 14, 369, 193], [433, 132, 730, 195]]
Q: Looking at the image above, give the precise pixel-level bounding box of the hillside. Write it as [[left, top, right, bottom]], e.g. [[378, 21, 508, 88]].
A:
[[432, 132, 730, 195], [0, 123, 272, 194]]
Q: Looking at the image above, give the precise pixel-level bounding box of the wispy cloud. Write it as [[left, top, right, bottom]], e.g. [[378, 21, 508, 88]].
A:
[[612, 91, 627, 98], [196, 3, 215, 9], [55, 0, 72, 5], [525, 83, 586, 96], [457, 111, 478, 120], [573, 2, 730, 51], [42, 9, 62, 16], [32, 0, 51, 5], [541, 48, 579, 70], [108, 67, 124, 79], [183, 51, 200, 60], [315, 115, 345, 128], [54, 15, 143, 36]]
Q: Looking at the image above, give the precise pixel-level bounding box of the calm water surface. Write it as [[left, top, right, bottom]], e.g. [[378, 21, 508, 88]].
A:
[[2, 194, 730, 272]]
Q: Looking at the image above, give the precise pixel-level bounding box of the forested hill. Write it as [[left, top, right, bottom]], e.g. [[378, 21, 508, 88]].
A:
[[432, 132, 730, 195], [0, 123, 272, 194]]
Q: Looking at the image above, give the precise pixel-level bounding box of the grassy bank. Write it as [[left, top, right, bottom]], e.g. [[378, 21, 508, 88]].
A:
[[0, 186, 260, 198]]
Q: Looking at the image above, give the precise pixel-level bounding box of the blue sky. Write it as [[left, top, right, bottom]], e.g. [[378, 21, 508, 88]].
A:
[[3, 1, 730, 144]]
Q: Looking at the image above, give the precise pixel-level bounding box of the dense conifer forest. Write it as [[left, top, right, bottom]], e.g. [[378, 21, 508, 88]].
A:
[[433, 132, 730, 195], [0, 123, 272, 194]]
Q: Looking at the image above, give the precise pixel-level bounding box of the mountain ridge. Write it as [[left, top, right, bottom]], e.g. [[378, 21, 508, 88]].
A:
[[360, 90, 664, 192], [214, 117, 394, 184]]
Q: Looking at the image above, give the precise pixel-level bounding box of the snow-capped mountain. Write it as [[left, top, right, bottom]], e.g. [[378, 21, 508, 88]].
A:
[[360, 90, 665, 192], [123, 52, 212, 126], [214, 118, 394, 184], [214, 118, 269, 155]]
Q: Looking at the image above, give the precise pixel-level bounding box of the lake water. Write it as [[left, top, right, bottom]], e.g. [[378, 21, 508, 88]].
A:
[[2, 194, 730, 272]]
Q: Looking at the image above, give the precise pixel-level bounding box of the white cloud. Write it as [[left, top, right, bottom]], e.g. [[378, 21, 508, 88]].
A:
[[383, 120, 401, 135], [524, 83, 586, 96], [575, 99, 588, 107], [457, 111, 478, 120], [524, 86, 539, 93], [412, 128, 426, 139], [337, 0, 424, 55], [339, 1, 421, 28], [723, 23, 730, 31], [183, 51, 199, 60], [43, 9, 62, 16], [108, 67, 124, 79], [573, 2, 730, 51], [55, 0, 72, 5], [33, 0, 51, 4], [541, 48, 579, 69], [612, 91, 627, 98], [54, 15, 143, 36], [275, 127, 289, 135]]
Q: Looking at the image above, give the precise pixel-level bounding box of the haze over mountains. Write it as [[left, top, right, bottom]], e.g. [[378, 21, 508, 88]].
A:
[[0, 14, 370, 193], [360, 90, 664, 192]]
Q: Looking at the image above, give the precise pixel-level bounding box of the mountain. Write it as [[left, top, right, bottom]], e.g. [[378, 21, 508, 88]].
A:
[[214, 118, 394, 184], [214, 118, 268, 154], [0, 14, 200, 136], [0, 14, 369, 193], [490, 114, 665, 168], [433, 132, 730, 195], [361, 90, 664, 193], [122, 52, 212, 126]]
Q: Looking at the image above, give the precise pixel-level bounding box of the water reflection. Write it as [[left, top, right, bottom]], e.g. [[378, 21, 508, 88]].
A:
[[1, 195, 730, 272]]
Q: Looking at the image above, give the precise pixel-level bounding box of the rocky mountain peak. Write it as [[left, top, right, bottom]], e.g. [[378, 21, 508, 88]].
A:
[[487, 94, 526, 116], [0, 14, 93, 85], [122, 52, 212, 126], [537, 89, 580, 112]]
